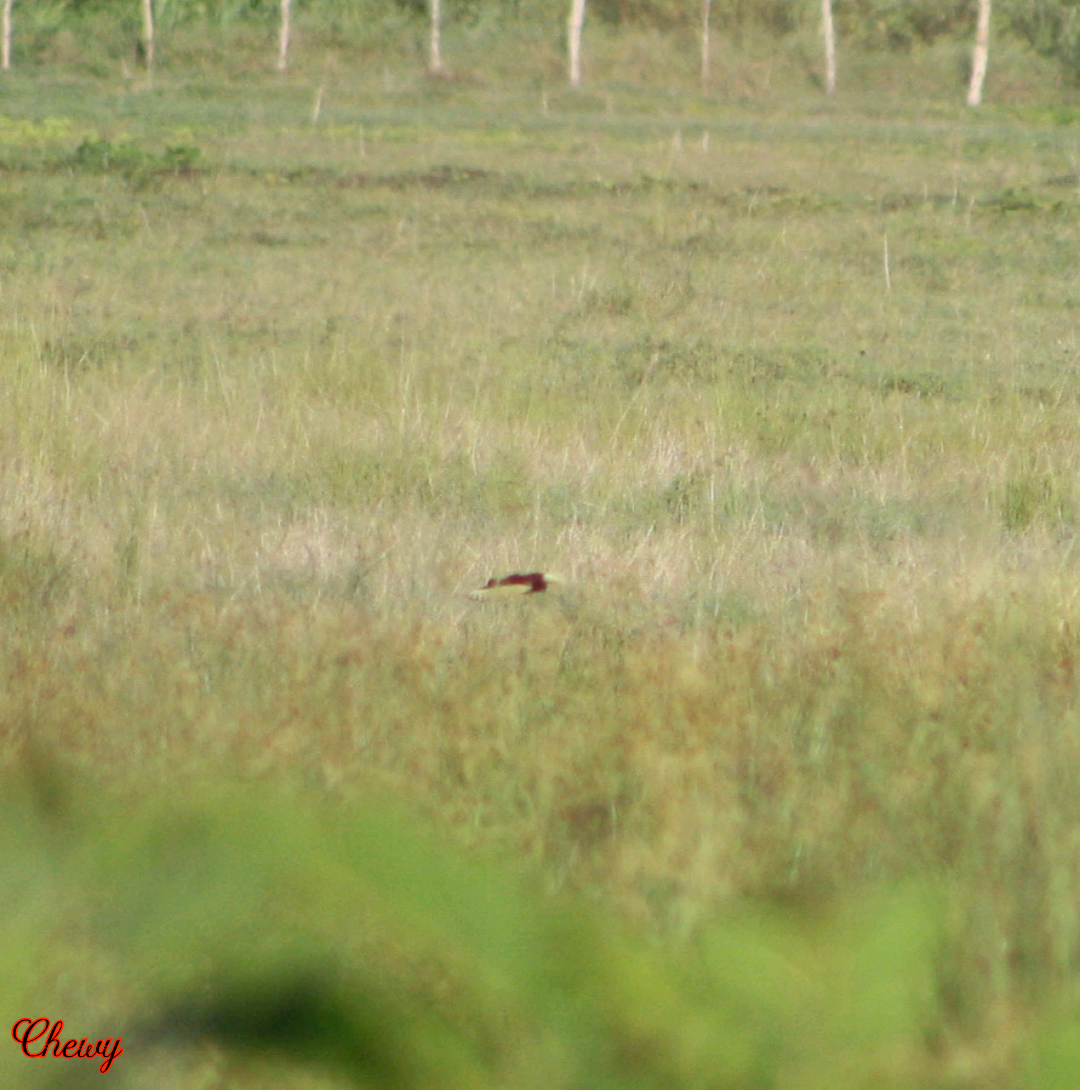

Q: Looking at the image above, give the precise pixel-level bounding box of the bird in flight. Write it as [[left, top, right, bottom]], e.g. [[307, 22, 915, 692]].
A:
[[467, 572, 563, 600]]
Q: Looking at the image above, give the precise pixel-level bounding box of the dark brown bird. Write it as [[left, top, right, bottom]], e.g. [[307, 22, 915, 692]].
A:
[[467, 572, 563, 600]]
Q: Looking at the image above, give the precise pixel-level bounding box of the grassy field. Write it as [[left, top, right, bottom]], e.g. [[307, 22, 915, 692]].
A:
[[5, 48, 1080, 1087]]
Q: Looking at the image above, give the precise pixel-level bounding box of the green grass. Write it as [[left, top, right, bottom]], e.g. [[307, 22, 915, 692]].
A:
[[5, 53, 1080, 1087]]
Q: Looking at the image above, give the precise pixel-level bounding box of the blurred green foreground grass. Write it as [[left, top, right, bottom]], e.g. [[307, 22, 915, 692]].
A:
[[5, 762, 1070, 1090]]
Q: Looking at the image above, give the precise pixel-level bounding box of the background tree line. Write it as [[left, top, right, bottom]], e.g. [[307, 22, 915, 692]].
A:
[[4, 0, 1080, 91]]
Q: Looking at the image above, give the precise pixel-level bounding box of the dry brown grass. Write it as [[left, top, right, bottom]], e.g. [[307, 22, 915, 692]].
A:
[[4, 66, 1080, 1086]]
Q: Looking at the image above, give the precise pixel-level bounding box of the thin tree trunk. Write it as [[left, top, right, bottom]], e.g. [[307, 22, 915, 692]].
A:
[[429, 0, 444, 74], [2, 0, 12, 71], [567, 0, 586, 88], [140, 0, 154, 81], [277, 0, 291, 71], [821, 0, 836, 95], [967, 0, 991, 106], [700, 0, 711, 90]]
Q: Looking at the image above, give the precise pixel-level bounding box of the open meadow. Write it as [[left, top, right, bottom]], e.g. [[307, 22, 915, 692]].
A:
[[5, 46, 1080, 1087]]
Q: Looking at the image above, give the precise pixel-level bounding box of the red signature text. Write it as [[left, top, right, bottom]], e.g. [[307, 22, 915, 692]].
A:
[[12, 1018, 122, 1074]]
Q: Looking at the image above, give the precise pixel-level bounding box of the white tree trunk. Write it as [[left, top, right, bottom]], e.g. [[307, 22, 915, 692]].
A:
[[967, 0, 991, 106], [2, 0, 12, 71], [700, 0, 711, 90], [140, 0, 154, 80], [821, 0, 836, 95], [567, 0, 586, 88], [429, 0, 444, 74], [277, 0, 291, 71]]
